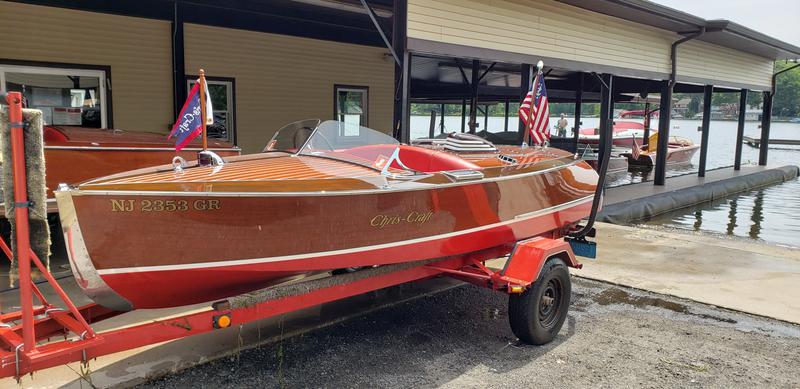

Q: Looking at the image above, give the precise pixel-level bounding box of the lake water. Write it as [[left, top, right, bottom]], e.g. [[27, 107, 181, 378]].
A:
[[411, 115, 800, 248]]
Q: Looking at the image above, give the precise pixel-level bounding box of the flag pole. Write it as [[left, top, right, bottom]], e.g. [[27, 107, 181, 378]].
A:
[[199, 68, 208, 151], [523, 68, 533, 147]]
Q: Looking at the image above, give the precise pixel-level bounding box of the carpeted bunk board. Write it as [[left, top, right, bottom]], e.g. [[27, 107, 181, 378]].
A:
[[0, 107, 50, 269]]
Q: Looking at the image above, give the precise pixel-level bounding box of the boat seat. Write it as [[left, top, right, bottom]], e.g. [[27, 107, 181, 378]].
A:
[[343, 144, 481, 173], [44, 126, 69, 143]]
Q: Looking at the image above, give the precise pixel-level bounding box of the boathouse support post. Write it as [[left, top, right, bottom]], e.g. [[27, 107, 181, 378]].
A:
[[654, 80, 673, 186], [428, 111, 436, 138], [571, 73, 613, 238], [698, 85, 713, 177], [461, 99, 466, 132], [504, 99, 510, 132], [171, 2, 186, 118], [656, 28, 705, 185], [760, 62, 800, 164], [572, 73, 584, 153], [391, 0, 407, 139], [654, 81, 673, 185], [440, 103, 445, 133], [734, 89, 748, 170], [598, 74, 614, 167], [759, 90, 773, 165], [399, 51, 412, 144], [518, 64, 532, 144], [468, 60, 480, 133]]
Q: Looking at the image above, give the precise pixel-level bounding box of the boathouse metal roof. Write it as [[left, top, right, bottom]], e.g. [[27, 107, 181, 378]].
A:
[[557, 0, 800, 59]]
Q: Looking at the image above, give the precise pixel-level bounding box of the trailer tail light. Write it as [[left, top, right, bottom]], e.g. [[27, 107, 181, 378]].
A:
[[213, 313, 232, 329]]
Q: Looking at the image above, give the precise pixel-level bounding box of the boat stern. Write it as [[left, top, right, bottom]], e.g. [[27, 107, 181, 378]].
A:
[[55, 186, 134, 311]]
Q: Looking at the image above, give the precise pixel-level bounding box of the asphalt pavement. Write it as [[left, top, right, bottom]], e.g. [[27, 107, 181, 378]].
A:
[[143, 277, 800, 388]]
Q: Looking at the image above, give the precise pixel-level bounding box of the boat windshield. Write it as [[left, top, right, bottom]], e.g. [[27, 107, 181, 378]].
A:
[[263, 119, 322, 153], [298, 120, 401, 171]]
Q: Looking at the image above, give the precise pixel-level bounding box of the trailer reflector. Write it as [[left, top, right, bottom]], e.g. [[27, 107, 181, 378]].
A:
[[213, 314, 231, 329]]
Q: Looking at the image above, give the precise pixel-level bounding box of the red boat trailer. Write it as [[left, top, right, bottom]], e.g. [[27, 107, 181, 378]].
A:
[[0, 91, 585, 380]]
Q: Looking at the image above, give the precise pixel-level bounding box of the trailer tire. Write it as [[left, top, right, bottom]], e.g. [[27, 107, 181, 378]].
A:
[[508, 257, 571, 345]]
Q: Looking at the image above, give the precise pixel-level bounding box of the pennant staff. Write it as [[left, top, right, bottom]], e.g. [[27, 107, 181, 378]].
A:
[[168, 68, 214, 152], [199, 69, 208, 151], [522, 69, 534, 147]]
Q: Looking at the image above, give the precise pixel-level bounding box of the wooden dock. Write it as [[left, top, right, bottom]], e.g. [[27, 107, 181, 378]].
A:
[[743, 136, 800, 147]]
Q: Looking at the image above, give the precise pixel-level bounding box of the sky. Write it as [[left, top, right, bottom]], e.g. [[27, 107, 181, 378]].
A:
[[651, 0, 800, 47]]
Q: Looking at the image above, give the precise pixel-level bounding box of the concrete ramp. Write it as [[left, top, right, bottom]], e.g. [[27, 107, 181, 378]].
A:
[[579, 222, 800, 324]]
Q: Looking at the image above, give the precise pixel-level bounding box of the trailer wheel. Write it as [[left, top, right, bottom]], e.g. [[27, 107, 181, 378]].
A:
[[508, 257, 571, 345]]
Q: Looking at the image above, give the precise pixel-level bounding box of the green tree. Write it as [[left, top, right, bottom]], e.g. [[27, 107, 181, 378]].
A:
[[773, 61, 800, 118]]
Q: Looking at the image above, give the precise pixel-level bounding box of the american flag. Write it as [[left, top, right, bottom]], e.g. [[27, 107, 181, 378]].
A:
[[631, 138, 641, 160], [518, 69, 550, 145]]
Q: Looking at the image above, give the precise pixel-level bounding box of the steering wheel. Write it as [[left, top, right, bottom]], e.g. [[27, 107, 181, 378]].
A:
[[292, 127, 315, 149]]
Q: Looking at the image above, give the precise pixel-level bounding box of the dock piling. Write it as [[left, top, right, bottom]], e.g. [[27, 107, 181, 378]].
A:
[[654, 80, 673, 186], [759, 91, 773, 165], [698, 85, 713, 177], [734, 89, 748, 170]]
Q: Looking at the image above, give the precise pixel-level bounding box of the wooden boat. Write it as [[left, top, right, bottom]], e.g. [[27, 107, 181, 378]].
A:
[[31, 126, 239, 212], [619, 109, 660, 119], [623, 133, 700, 168], [55, 120, 599, 311], [578, 121, 653, 148], [577, 144, 629, 176]]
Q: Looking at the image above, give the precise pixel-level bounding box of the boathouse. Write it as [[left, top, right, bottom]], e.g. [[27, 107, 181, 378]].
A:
[[1, 0, 798, 184]]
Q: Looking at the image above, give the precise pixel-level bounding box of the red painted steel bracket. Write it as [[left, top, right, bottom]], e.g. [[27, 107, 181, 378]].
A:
[[429, 237, 580, 293], [495, 236, 580, 290]]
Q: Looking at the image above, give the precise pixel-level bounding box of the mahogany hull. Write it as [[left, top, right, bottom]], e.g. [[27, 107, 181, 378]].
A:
[[34, 126, 240, 212], [579, 135, 643, 148], [56, 160, 598, 310], [44, 147, 240, 200], [627, 144, 700, 167]]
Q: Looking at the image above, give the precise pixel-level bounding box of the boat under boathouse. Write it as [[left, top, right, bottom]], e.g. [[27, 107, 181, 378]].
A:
[[0, 0, 798, 192]]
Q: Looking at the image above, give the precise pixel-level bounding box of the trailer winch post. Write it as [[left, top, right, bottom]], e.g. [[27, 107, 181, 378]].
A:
[[5, 92, 36, 352]]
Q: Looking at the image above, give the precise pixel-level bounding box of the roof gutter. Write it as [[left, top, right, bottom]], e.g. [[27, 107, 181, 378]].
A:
[[670, 27, 706, 87]]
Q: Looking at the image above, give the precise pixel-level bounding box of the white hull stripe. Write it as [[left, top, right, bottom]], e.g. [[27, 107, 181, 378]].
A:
[[96, 195, 594, 275]]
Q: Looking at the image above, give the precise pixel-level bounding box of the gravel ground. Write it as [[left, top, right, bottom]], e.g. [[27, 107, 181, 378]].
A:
[[143, 277, 800, 388]]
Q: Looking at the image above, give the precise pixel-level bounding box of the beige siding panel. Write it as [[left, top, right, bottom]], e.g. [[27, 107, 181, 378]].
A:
[[677, 40, 773, 88], [0, 2, 173, 132], [184, 24, 394, 154], [408, 0, 674, 75], [409, 0, 773, 88]]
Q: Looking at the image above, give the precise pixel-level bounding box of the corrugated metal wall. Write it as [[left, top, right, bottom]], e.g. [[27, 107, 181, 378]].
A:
[[407, 0, 774, 88], [0, 2, 174, 132], [184, 23, 395, 154]]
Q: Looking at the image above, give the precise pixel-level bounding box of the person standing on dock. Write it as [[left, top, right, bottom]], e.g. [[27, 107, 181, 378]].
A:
[[556, 113, 569, 137]]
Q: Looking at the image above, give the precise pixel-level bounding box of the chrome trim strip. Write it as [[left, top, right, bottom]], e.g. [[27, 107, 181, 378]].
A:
[[67, 159, 584, 198], [95, 196, 594, 275], [45, 146, 240, 152]]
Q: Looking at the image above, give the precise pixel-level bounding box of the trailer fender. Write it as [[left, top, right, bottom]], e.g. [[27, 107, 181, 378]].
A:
[[497, 237, 580, 287]]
